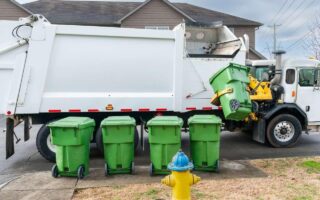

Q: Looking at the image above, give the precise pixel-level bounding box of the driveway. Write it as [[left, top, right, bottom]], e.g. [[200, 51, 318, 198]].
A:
[[1, 115, 320, 185]]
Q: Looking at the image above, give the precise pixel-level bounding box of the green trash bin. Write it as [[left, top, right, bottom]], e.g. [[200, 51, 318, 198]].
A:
[[48, 117, 95, 179], [147, 116, 183, 175], [100, 116, 136, 175], [188, 115, 222, 172], [209, 63, 252, 121]]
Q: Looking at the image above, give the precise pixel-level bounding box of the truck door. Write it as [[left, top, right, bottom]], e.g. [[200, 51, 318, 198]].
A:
[[296, 67, 320, 122]]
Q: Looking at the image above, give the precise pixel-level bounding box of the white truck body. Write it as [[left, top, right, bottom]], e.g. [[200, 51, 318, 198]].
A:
[[0, 16, 247, 115]]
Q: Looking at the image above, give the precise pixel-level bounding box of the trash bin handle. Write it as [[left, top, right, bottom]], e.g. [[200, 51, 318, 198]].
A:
[[210, 87, 233, 105]]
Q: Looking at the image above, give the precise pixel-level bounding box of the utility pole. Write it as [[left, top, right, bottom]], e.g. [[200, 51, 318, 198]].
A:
[[268, 24, 281, 57]]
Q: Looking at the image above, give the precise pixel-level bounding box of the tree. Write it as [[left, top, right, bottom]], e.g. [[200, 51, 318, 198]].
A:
[[304, 17, 320, 59]]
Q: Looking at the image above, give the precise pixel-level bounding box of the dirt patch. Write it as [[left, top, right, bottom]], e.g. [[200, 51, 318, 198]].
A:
[[72, 157, 320, 200]]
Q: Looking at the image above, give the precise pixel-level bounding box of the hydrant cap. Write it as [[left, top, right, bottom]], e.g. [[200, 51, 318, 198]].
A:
[[168, 151, 194, 171]]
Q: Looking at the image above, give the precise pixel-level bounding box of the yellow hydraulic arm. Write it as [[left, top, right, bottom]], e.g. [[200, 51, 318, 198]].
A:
[[248, 75, 273, 101]]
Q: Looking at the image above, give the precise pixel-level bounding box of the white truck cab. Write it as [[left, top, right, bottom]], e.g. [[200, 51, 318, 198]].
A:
[[282, 59, 320, 128]]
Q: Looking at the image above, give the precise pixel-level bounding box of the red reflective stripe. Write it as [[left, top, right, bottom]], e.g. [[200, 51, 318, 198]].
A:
[[186, 107, 196, 111], [156, 108, 167, 112], [88, 109, 99, 112], [218, 106, 223, 110], [49, 109, 61, 113], [69, 109, 81, 112], [139, 108, 150, 112], [121, 108, 132, 112], [202, 107, 213, 110]]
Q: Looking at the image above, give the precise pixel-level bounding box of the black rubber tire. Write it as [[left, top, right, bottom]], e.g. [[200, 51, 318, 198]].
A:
[[96, 127, 139, 154], [36, 124, 56, 162], [77, 165, 85, 179], [95, 128, 104, 154], [51, 164, 59, 178], [149, 163, 154, 176], [266, 114, 302, 148]]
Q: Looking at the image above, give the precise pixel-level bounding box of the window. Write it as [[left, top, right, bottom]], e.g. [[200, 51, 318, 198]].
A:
[[299, 68, 316, 87], [145, 26, 170, 30], [286, 69, 295, 84]]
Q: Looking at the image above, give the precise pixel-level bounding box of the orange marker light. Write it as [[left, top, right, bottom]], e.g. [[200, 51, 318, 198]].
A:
[[292, 91, 296, 97]]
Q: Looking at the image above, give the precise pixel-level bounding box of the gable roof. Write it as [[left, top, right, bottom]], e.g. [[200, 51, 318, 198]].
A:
[[117, 0, 196, 23], [20, 0, 262, 27]]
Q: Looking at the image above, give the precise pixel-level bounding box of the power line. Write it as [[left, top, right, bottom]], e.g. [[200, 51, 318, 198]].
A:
[[286, 32, 312, 50], [268, 0, 290, 25], [281, 0, 317, 29], [275, 0, 297, 24], [280, 0, 310, 26]]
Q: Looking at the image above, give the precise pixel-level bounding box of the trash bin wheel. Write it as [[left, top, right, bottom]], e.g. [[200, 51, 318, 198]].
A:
[[104, 163, 109, 176], [214, 160, 220, 173], [51, 164, 59, 178], [130, 162, 135, 175], [149, 163, 154, 176], [77, 165, 85, 179]]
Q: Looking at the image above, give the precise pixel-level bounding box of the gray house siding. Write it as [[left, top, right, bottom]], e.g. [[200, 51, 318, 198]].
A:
[[121, 0, 185, 29], [233, 26, 256, 48], [0, 0, 29, 20]]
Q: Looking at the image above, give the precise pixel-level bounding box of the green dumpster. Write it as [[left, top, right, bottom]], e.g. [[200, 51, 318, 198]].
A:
[[147, 116, 183, 175], [48, 117, 95, 179], [101, 116, 136, 175], [188, 115, 222, 172], [209, 63, 252, 121]]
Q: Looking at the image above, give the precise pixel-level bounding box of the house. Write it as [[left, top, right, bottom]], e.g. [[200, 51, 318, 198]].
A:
[[1, 0, 265, 59], [0, 0, 29, 20]]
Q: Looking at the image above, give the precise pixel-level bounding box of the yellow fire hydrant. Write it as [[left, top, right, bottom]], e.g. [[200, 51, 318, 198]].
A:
[[161, 151, 201, 200]]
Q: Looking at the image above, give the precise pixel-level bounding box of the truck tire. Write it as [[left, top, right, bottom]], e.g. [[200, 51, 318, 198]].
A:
[[36, 124, 56, 162], [95, 127, 139, 154], [266, 114, 302, 147]]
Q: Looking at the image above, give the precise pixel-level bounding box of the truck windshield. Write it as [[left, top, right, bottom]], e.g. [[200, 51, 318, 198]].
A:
[[254, 67, 269, 81]]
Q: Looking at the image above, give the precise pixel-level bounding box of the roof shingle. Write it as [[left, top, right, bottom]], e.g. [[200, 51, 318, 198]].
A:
[[21, 0, 262, 27]]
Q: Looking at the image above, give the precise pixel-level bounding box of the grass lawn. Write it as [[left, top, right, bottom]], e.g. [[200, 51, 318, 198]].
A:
[[72, 157, 320, 200]]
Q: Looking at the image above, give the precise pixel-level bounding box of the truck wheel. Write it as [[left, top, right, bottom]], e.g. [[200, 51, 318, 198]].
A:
[[95, 128, 104, 154], [95, 127, 139, 154], [36, 124, 56, 162], [266, 114, 302, 147]]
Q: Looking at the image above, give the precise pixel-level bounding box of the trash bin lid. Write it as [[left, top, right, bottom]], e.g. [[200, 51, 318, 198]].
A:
[[101, 116, 136, 126], [188, 115, 222, 125], [147, 116, 183, 127], [48, 117, 95, 129], [209, 63, 250, 85]]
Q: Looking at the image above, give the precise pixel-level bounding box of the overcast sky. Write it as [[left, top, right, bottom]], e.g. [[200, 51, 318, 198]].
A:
[[17, 0, 319, 60]]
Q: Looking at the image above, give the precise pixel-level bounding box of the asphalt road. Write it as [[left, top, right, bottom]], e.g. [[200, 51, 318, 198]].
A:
[[1, 115, 320, 185]]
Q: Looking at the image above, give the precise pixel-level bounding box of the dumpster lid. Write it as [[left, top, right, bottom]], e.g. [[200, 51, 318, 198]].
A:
[[48, 117, 95, 129], [101, 116, 136, 126], [147, 116, 183, 127], [188, 115, 222, 124], [209, 63, 250, 84]]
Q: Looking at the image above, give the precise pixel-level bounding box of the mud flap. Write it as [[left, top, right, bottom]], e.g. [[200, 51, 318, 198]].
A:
[[24, 116, 30, 141], [6, 118, 15, 159], [252, 118, 266, 144]]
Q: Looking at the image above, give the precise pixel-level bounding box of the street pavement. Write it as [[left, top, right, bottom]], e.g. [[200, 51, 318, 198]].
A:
[[1, 115, 320, 186]]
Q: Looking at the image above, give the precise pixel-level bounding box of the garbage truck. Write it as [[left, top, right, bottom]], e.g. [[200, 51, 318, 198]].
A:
[[0, 15, 319, 161]]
